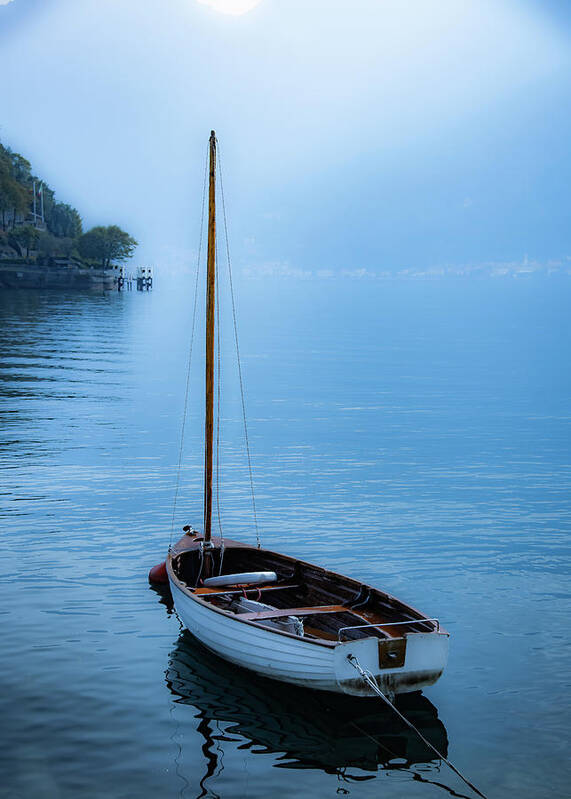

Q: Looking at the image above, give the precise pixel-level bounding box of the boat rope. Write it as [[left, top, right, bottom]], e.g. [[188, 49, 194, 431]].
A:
[[195, 541, 205, 587], [169, 143, 209, 550], [217, 141, 261, 549], [347, 655, 488, 799], [348, 719, 474, 799]]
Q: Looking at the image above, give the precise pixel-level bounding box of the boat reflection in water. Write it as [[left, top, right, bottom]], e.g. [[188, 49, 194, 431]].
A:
[[165, 629, 453, 795]]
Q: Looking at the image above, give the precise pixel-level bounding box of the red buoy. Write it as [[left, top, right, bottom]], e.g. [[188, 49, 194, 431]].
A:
[[148, 561, 168, 584]]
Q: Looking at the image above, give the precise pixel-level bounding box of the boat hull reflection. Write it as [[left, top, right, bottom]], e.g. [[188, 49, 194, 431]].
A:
[[166, 631, 448, 777]]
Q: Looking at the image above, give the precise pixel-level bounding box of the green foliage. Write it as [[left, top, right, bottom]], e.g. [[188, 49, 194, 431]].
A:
[[0, 140, 83, 244], [37, 231, 75, 258], [78, 225, 138, 269], [0, 180, 28, 226], [8, 152, 32, 184], [47, 202, 83, 238], [10, 225, 40, 257], [0, 147, 28, 228]]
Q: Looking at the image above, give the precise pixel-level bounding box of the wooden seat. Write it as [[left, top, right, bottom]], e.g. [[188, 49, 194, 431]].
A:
[[237, 604, 347, 621]]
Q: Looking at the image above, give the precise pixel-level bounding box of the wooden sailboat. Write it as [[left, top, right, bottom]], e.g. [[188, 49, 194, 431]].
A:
[[157, 131, 449, 698]]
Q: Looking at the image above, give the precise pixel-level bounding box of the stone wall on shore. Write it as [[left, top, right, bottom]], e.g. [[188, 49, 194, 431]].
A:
[[0, 262, 116, 291]]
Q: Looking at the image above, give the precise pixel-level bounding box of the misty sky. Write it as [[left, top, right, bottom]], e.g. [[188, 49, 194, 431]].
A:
[[1, 0, 570, 274]]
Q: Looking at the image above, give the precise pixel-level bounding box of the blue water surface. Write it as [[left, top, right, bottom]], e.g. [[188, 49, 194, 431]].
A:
[[0, 273, 569, 798]]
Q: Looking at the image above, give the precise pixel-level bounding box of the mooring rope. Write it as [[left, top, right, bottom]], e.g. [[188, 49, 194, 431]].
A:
[[347, 655, 488, 799], [169, 145, 209, 550], [217, 141, 261, 549], [348, 719, 473, 799]]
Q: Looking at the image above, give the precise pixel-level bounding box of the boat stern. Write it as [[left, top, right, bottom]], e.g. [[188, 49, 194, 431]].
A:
[[334, 632, 449, 697]]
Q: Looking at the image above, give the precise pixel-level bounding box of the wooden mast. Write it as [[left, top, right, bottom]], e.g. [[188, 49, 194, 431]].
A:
[[204, 130, 216, 548]]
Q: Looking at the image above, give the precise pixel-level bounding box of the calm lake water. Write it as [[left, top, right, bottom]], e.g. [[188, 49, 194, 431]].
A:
[[1, 274, 570, 799]]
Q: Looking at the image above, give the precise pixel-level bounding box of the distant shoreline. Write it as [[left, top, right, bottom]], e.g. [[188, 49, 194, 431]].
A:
[[0, 261, 115, 291]]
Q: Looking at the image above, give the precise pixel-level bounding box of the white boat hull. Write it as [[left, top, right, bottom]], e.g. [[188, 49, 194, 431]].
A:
[[169, 577, 449, 697]]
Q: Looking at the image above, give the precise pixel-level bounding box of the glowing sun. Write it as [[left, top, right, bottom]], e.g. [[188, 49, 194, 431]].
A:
[[197, 0, 263, 15]]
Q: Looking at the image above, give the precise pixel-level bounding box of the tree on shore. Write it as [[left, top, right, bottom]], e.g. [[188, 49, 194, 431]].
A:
[[37, 231, 75, 258], [10, 225, 40, 257], [48, 203, 83, 239], [0, 150, 28, 231], [78, 225, 138, 269], [0, 140, 82, 242]]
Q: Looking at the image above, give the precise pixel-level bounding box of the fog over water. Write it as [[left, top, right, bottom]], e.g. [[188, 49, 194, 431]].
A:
[[1, 0, 570, 272], [1, 272, 569, 798]]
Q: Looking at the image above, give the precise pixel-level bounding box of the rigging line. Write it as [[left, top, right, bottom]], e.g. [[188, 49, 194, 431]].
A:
[[170, 144, 208, 549], [347, 656, 489, 799], [216, 140, 261, 549]]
